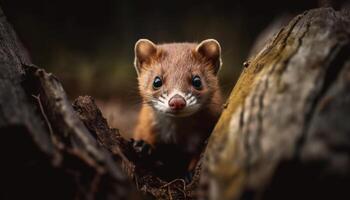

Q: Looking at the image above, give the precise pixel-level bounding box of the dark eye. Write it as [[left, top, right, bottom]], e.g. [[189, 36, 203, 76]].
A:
[[192, 76, 202, 89], [153, 76, 163, 89]]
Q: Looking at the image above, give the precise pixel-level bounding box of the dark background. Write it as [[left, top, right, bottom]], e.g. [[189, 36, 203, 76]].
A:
[[0, 0, 347, 133]]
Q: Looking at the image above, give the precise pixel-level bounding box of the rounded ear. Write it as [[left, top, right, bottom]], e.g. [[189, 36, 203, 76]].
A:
[[195, 39, 222, 75], [134, 39, 157, 75]]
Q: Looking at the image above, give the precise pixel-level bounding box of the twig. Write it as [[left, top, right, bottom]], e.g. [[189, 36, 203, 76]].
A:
[[32, 94, 63, 165], [32, 94, 54, 137], [160, 178, 187, 199], [160, 178, 186, 189], [168, 186, 173, 200], [134, 175, 139, 190]]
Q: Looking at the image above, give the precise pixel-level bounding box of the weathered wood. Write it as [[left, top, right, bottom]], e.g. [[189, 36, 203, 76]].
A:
[[248, 14, 292, 58], [1, 4, 350, 200], [73, 96, 202, 199], [201, 8, 350, 200], [0, 5, 202, 199], [26, 65, 139, 199], [0, 7, 138, 200], [0, 7, 52, 154], [0, 7, 57, 199]]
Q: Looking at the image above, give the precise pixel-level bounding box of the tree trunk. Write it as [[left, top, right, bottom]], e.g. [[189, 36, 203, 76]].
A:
[[1, 5, 350, 200], [0, 7, 138, 200], [201, 7, 350, 200], [0, 5, 199, 200]]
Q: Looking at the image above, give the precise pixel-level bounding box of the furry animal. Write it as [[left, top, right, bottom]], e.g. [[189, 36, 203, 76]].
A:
[[132, 39, 223, 179]]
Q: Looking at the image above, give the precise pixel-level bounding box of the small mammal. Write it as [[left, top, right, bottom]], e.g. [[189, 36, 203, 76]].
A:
[[133, 39, 223, 179]]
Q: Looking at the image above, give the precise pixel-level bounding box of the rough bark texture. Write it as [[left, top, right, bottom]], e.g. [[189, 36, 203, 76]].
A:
[[0, 7, 139, 200], [1, 5, 350, 200], [0, 6, 199, 200], [201, 8, 350, 200], [72, 96, 202, 199]]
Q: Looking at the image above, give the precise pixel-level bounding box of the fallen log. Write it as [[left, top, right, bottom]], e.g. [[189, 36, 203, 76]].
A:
[[0, 7, 138, 200], [0, 5, 199, 199], [201, 7, 350, 200], [0, 5, 350, 200]]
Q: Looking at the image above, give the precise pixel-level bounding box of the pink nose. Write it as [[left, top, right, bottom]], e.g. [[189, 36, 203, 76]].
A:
[[168, 95, 186, 111]]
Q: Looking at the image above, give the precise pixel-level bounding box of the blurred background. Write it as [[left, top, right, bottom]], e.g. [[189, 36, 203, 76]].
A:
[[0, 0, 347, 135]]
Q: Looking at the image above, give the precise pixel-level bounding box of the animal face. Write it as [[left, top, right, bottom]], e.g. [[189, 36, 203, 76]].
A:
[[134, 39, 222, 117]]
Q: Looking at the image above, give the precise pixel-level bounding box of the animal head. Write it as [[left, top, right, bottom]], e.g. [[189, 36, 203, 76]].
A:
[[134, 39, 222, 117]]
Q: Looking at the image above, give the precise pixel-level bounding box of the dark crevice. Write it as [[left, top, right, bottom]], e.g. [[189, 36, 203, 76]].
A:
[[276, 16, 311, 78], [261, 158, 350, 200], [270, 12, 305, 50], [256, 12, 304, 66], [0, 125, 76, 200], [239, 98, 245, 130], [251, 79, 265, 162], [243, 82, 259, 170], [295, 41, 350, 156]]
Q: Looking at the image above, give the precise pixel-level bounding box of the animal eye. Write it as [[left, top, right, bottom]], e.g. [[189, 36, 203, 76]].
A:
[[153, 76, 163, 89], [192, 76, 202, 89]]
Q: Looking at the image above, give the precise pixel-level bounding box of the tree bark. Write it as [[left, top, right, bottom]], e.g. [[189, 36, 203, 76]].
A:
[[201, 7, 350, 200], [0, 6, 199, 200], [0, 7, 138, 200], [1, 5, 350, 200]]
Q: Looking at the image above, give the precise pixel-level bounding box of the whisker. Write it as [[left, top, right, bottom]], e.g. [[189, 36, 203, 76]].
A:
[[159, 97, 166, 102]]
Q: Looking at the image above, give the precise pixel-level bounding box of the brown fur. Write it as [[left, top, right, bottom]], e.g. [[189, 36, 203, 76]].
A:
[[133, 40, 222, 174]]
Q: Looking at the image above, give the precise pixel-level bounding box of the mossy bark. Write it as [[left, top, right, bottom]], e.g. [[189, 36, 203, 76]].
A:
[[1, 5, 350, 200], [201, 8, 350, 200]]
